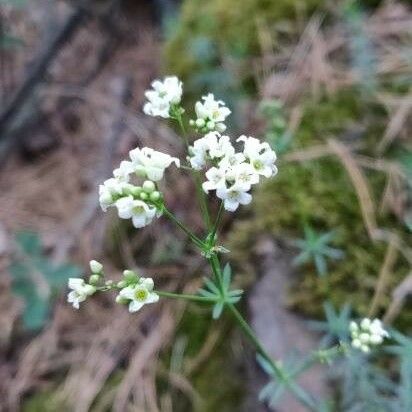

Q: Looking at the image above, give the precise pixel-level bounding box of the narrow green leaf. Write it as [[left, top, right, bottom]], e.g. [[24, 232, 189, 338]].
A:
[[212, 301, 224, 319]]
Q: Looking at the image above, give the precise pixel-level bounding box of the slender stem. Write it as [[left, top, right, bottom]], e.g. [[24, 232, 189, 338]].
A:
[[209, 254, 225, 293], [162, 206, 204, 248], [173, 109, 316, 410], [209, 253, 317, 411], [176, 111, 189, 149], [194, 172, 212, 230], [156, 290, 217, 303], [210, 201, 224, 243]]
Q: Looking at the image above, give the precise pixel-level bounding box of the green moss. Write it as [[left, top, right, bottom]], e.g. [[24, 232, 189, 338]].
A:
[[164, 0, 325, 95], [227, 89, 411, 327], [23, 390, 68, 412]]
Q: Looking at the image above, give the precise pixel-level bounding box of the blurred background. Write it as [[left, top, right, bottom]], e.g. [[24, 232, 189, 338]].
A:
[[0, 0, 411, 411]]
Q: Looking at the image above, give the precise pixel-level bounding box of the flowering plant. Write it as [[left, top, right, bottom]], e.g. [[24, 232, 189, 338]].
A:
[[67, 76, 389, 410]]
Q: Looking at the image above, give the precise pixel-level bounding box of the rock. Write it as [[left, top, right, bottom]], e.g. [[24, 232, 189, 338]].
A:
[[247, 237, 329, 411]]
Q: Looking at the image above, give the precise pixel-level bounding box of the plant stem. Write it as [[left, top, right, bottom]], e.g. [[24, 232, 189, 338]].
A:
[[156, 290, 217, 303], [210, 201, 224, 242], [175, 111, 189, 149], [209, 253, 317, 411], [162, 206, 204, 248]]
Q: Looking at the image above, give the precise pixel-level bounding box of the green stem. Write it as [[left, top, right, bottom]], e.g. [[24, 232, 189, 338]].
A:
[[209, 253, 317, 411], [176, 111, 189, 149], [210, 201, 224, 243], [194, 172, 212, 230], [162, 206, 204, 248], [156, 290, 217, 303], [209, 254, 225, 293]]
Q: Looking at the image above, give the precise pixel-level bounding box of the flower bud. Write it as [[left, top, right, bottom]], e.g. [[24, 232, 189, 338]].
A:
[[149, 191, 161, 202], [117, 280, 127, 288], [115, 295, 129, 305], [89, 260, 103, 274], [206, 120, 215, 130], [139, 192, 148, 201], [131, 186, 142, 197], [105, 280, 114, 287], [195, 118, 205, 128], [89, 274, 100, 285], [84, 284, 96, 295], [143, 180, 156, 193], [123, 270, 138, 283]]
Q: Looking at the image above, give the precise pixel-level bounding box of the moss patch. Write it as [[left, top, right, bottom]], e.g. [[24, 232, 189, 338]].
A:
[[227, 89, 411, 327]]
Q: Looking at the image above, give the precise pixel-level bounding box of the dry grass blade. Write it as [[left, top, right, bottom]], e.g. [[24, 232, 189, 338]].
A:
[[368, 234, 398, 317], [112, 305, 179, 412], [328, 139, 378, 240], [378, 96, 412, 154], [383, 273, 412, 325]]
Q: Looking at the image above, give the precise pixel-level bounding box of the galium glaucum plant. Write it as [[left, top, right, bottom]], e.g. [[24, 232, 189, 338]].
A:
[[67, 75, 390, 410]]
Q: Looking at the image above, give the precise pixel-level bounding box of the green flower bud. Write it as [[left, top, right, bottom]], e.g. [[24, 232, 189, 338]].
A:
[[143, 180, 156, 193], [131, 186, 142, 197], [117, 280, 127, 288], [89, 274, 101, 285], [123, 270, 138, 283], [115, 295, 129, 305], [139, 192, 148, 201], [195, 118, 205, 128], [206, 120, 215, 130], [105, 280, 114, 287], [149, 191, 161, 202]]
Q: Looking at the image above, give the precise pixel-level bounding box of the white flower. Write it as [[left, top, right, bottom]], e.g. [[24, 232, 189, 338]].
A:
[[193, 93, 231, 132], [118, 277, 159, 312], [202, 166, 227, 193], [218, 152, 245, 170], [143, 76, 183, 118], [216, 184, 252, 212], [67, 278, 96, 309], [208, 134, 234, 159], [113, 160, 134, 182], [115, 196, 157, 228], [350, 318, 389, 353], [189, 132, 234, 170], [229, 162, 259, 191], [189, 132, 218, 170], [99, 178, 129, 212], [237, 135, 277, 178], [129, 147, 180, 181]]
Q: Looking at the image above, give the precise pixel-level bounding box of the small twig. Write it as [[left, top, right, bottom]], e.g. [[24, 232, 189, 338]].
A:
[[383, 273, 412, 325], [328, 139, 378, 240], [368, 234, 398, 318]]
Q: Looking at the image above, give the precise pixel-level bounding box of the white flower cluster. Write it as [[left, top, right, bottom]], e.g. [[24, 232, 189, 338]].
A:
[[67, 262, 159, 313], [189, 93, 231, 133], [143, 76, 183, 118], [116, 271, 159, 313], [67, 260, 104, 308], [67, 278, 96, 309], [189, 132, 277, 211], [99, 147, 180, 228], [350, 318, 389, 353]]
